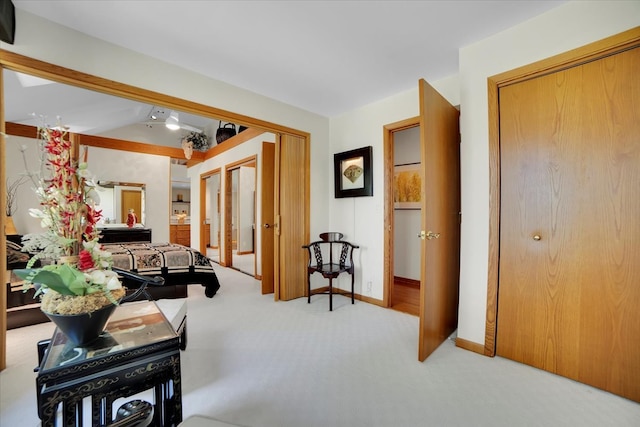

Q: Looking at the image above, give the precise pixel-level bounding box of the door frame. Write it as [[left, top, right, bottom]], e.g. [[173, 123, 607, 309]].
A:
[[383, 116, 420, 308], [223, 155, 257, 275], [199, 167, 221, 259], [0, 50, 311, 370], [484, 27, 640, 356]]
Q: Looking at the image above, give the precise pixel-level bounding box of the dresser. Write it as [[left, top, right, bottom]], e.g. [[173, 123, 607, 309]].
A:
[[170, 224, 190, 247], [98, 228, 152, 244]]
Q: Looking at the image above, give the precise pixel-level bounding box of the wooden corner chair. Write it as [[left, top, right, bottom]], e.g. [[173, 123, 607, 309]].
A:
[[302, 232, 359, 311]]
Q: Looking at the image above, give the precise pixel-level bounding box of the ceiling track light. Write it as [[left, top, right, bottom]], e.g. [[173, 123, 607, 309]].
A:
[[165, 111, 180, 130]]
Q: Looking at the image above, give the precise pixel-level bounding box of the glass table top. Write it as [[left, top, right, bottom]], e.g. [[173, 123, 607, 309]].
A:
[[41, 300, 177, 372]]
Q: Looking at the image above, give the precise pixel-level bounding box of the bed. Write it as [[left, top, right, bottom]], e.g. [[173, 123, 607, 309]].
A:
[[102, 242, 221, 298]]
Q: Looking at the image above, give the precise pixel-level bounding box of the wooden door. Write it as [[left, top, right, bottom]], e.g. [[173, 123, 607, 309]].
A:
[[496, 47, 640, 402], [418, 79, 461, 361], [261, 142, 275, 294], [274, 134, 308, 301]]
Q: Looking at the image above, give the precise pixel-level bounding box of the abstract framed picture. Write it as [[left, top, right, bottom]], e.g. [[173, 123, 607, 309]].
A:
[[334, 146, 373, 198], [393, 163, 421, 209]]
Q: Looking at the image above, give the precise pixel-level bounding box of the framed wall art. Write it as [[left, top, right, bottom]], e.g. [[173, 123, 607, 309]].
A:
[[394, 163, 422, 209], [334, 146, 373, 198]]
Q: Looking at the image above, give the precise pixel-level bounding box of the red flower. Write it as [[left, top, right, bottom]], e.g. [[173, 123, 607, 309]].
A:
[[78, 250, 95, 271]]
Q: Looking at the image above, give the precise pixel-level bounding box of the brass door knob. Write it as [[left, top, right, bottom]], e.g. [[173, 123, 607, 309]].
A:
[[533, 234, 541, 241]]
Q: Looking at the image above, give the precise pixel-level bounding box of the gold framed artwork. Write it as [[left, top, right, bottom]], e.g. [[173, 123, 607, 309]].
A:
[[394, 163, 421, 209], [334, 146, 373, 198]]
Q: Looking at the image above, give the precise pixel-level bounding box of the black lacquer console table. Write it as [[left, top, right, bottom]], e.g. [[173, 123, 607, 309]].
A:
[[35, 301, 182, 426]]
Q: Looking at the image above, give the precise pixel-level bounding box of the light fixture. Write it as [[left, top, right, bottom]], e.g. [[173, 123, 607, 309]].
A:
[[165, 111, 180, 130]]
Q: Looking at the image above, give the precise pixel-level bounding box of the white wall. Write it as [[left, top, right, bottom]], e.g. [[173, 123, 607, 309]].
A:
[[5, 135, 45, 234]]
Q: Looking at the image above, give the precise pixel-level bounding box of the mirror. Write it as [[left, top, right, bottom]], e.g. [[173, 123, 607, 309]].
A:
[[203, 171, 221, 264], [96, 180, 146, 228], [228, 161, 256, 276], [171, 163, 190, 225]]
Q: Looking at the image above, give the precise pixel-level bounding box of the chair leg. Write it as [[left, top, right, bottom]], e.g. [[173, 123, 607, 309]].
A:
[[329, 277, 333, 311], [307, 274, 311, 304], [351, 273, 355, 304]]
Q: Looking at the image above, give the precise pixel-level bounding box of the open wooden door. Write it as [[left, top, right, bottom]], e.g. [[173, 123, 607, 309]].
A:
[[418, 79, 461, 361], [274, 134, 309, 301], [261, 141, 275, 294]]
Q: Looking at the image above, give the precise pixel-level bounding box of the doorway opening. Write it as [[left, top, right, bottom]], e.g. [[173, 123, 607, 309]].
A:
[[384, 117, 421, 316], [224, 156, 257, 277], [201, 168, 222, 264]]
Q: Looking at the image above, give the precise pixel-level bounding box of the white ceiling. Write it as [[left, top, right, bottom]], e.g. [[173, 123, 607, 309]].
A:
[[12, 0, 568, 118]]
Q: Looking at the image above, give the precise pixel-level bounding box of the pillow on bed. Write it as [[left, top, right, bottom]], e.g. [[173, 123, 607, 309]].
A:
[[6, 241, 30, 265]]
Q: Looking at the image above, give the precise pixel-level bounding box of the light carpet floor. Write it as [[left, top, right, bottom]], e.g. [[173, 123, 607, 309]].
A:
[[1, 265, 639, 426]]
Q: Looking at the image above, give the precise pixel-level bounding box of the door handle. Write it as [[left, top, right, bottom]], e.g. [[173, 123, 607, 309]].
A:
[[264, 223, 275, 229], [426, 231, 440, 240], [418, 230, 440, 240]]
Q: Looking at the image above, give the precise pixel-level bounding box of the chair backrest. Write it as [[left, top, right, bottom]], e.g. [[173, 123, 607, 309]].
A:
[[319, 232, 343, 242], [305, 238, 358, 269]]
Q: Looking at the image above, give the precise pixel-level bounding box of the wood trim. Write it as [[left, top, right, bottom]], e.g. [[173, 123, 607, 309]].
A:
[[490, 26, 640, 88], [485, 75, 500, 357], [358, 294, 385, 308], [204, 128, 265, 160], [394, 276, 420, 289], [485, 26, 640, 357], [199, 168, 221, 255], [5, 122, 37, 139], [5, 122, 206, 161], [309, 286, 385, 308], [224, 168, 233, 267], [385, 116, 420, 132], [200, 167, 222, 180], [0, 68, 6, 371], [8, 126, 271, 169], [226, 155, 258, 171], [456, 337, 485, 355], [383, 116, 420, 309], [224, 155, 258, 273], [79, 133, 200, 160], [199, 172, 207, 254]]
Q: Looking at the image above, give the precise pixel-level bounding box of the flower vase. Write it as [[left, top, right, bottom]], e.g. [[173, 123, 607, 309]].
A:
[[44, 303, 118, 345], [43, 256, 121, 345]]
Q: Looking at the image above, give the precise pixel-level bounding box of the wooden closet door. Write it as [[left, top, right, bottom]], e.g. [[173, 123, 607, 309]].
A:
[[274, 134, 308, 301], [496, 47, 640, 402]]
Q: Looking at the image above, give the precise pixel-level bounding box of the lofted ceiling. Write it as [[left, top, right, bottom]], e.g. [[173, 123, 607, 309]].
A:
[[5, 1, 569, 149]]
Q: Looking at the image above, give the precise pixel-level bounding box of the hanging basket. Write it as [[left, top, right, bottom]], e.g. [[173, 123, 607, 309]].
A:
[[216, 122, 236, 144]]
